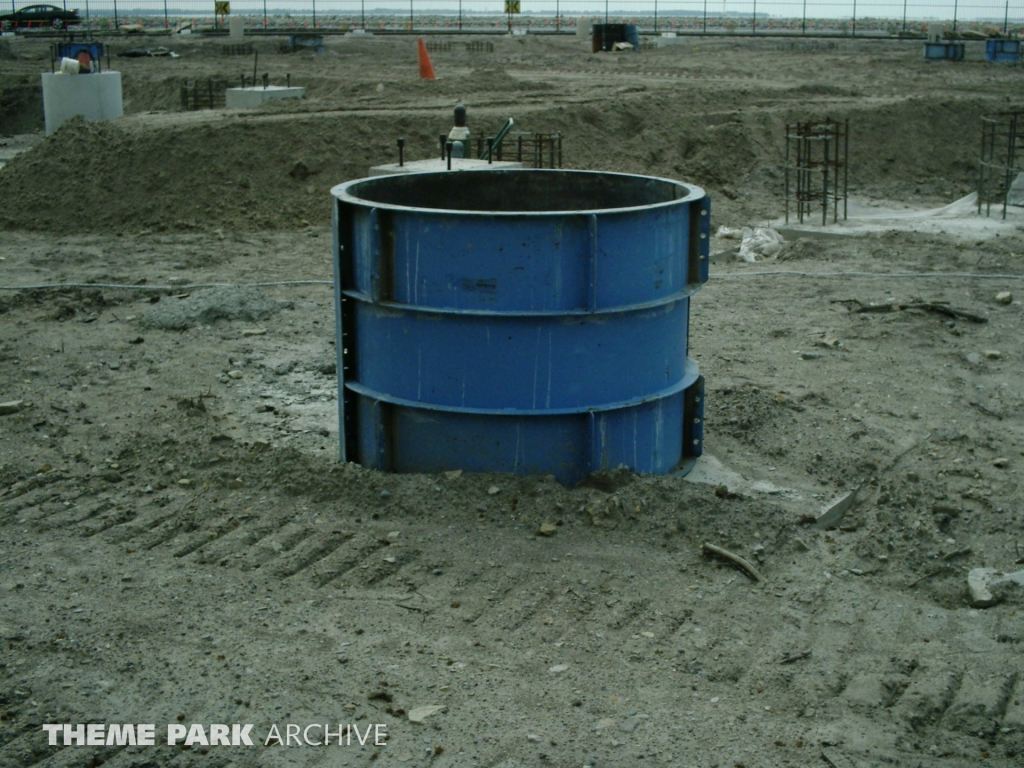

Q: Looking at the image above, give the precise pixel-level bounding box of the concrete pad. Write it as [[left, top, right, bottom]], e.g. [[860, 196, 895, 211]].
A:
[[225, 86, 305, 108], [774, 192, 1024, 241]]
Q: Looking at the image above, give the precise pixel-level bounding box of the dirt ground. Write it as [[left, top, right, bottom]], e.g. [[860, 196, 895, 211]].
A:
[[2, 30, 1024, 768]]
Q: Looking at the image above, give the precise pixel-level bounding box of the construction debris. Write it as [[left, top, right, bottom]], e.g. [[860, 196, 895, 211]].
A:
[[0, 400, 24, 416], [968, 568, 1024, 607], [702, 542, 764, 583], [838, 299, 987, 323]]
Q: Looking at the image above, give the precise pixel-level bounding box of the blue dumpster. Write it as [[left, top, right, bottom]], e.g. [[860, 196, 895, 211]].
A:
[[924, 42, 965, 60], [985, 39, 1021, 63], [331, 169, 709, 484], [56, 41, 104, 60], [592, 23, 640, 52], [624, 24, 641, 51], [287, 34, 323, 53]]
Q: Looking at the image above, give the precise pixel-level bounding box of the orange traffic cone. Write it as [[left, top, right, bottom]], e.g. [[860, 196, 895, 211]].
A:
[[416, 37, 436, 80]]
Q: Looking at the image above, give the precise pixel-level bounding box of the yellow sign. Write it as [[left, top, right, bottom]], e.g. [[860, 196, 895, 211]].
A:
[[504, 1, 520, 12], [215, 1, 230, 14]]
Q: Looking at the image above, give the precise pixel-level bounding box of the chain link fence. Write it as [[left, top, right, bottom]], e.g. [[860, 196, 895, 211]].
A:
[[15, 0, 1024, 35]]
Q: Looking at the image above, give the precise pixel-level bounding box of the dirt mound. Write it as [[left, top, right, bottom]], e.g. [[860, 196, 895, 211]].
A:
[[0, 75, 43, 135], [0, 52, 995, 234], [1, 29, 994, 225]]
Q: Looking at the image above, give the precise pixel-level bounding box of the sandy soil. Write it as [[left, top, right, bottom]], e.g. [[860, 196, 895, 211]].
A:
[[2, 30, 1024, 768]]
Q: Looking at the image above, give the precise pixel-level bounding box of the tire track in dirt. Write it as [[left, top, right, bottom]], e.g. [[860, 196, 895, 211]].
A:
[[233, 521, 316, 570], [101, 507, 181, 544], [306, 533, 391, 588], [275, 529, 354, 579], [19, 497, 112, 529], [169, 515, 247, 559], [192, 513, 297, 567]]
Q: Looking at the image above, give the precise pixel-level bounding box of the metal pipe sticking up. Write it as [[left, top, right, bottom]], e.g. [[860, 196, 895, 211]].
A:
[[397, 138, 405, 168], [448, 104, 470, 159], [481, 117, 514, 162]]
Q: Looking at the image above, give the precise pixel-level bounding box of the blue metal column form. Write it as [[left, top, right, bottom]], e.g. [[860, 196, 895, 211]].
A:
[[332, 170, 709, 484]]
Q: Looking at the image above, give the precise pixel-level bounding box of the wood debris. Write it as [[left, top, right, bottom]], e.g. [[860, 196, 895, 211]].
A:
[[701, 542, 764, 582]]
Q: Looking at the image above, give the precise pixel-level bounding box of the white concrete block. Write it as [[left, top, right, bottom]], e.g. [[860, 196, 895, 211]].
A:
[[41, 71, 123, 135], [229, 16, 244, 39], [225, 86, 305, 108]]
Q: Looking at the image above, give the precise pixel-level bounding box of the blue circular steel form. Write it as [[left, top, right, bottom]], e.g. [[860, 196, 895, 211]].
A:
[[331, 169, 709, 484]]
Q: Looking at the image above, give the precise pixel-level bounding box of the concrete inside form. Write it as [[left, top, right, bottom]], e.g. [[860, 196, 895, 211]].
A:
[[369, 158, 524, 176]]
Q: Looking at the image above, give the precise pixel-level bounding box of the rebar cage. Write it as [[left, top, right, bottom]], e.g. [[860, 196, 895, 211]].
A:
[[180, 78, 228, 110], [978, 112, 1024, 220], [785, 118, 849, 226]]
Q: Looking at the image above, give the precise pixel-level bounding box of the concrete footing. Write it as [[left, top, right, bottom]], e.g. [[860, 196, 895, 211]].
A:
[[41, 71, 123, 135], [225, 86, 305, 108]]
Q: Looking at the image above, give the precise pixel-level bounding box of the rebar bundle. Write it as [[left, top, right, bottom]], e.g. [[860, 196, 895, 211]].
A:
[[978, 112, 1024, 220], [476, 132, 562, 169], [785, 118, 849, 226], [180, 79, 227, 110], [221, 42, 254, 56]]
